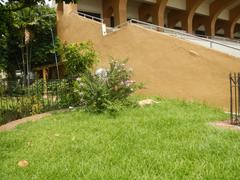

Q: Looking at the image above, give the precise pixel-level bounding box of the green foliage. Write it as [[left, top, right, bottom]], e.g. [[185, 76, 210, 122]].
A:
[[0, 8, 11, 70], [0, 96, 43, 125], [0, 79, 78, 124], [74, 59, 142, 113], [0, 109, 22, 124], [0, 4, 59, 79], [0, 0, 77, 12], [57, 79, 79, 107], [62, 42, 98, 77], [29, 79, 44, 95], [13, 6, 58, 67], [0, 34, 7, 70]]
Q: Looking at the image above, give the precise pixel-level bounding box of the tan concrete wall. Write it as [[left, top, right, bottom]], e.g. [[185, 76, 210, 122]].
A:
[[58, 13, 240, 109]]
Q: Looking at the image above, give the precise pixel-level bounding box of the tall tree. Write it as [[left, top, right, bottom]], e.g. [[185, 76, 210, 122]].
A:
[[1, 4, 58, 80], [0, 0, 78, 79]]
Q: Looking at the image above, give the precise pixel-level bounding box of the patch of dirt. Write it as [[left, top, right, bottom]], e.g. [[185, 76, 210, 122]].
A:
[[210, 120, 240, 131], [0, 113, 51, 132]]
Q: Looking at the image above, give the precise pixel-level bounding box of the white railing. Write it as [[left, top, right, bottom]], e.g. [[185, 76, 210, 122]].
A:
[[128, 19, 240, 58], [76, 12, 107, 35], [105, 21, 129, 35], [211, 36, 240, 44], [77, 12, 103, 23], [74, 13, 240, 57], [196, 34, 240, 49], [195, 34, 240, 44]]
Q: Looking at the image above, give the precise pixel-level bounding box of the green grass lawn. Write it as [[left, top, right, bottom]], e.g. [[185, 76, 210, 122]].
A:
[[1, 98, 240, 179]]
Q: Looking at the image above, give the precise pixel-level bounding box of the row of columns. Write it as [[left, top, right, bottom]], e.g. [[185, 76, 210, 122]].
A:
[[101, 0, 240, 39], [57, 0, 240, 39], [102, 0, 128, 27]]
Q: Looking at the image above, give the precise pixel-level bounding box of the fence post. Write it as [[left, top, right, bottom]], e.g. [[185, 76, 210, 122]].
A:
[[238, 73, 240, 123], [234, 73, 237, 122], [230, 73, 233, 124], [43, 67, 47, 97]]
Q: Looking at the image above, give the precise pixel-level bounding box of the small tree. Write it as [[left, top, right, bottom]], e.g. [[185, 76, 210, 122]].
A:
[[62, 42, 98, 77]]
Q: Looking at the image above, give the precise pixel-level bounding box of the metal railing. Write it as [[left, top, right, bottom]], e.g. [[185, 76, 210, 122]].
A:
[[229, 73, 240, 125], [106, 19, 239, 57], [105, 21, 129, 35], [128, 19, 240, 52], [210, 36, 240, 45], [73, 13, 240, 57], [75, 12, 240, 47], [77, 12, 103, 23], [195, 34, 240, 46], [0, 79, 75, 125]]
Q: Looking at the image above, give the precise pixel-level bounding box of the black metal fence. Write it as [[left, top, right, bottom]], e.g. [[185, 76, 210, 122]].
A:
[[0, 79, 74, 125], [229, 73, 240, 125]]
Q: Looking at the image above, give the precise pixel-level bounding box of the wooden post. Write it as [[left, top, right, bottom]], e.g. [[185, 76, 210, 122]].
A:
[[43, 67, 47, 97]]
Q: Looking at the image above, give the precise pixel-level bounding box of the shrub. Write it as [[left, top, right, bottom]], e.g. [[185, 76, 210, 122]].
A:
[[31, 102, 44, 115], [0, 109, 22, 125], [0, 96, 44, 125], [57, 79, 79, 107], [74, 59, 142, 113], [29, 79, 44, 96], [0, 84, 4, 96], [62, 41, 98, 77]]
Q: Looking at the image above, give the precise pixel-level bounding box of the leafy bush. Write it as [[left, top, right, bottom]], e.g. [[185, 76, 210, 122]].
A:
[[0, 84, 4, 96], [57, 79, 79, 107], [74, 59, 142, 113], [62, 42, 98, 77], [31, 102, 44, 115], [29, 79, 44, 96], [0, 109, 22, 125], [0, 96, 44, 125]]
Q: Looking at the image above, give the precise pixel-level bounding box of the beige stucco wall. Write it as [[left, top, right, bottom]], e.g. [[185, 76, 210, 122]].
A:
[[58, 13, 240, 109]]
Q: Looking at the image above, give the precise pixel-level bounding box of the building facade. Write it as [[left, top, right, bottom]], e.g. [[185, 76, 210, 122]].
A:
[[57, 0, 240, 39]]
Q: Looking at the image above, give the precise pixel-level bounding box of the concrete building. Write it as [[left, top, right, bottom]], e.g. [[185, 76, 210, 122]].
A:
[[57, 0, 240, 39]]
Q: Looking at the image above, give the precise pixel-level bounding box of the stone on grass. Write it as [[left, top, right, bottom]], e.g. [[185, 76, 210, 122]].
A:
[[18, 160, 29, 168], [138, 99, 159, 107]]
